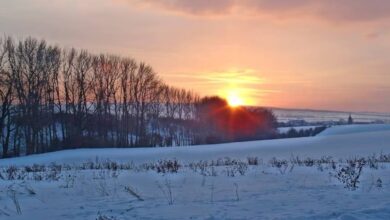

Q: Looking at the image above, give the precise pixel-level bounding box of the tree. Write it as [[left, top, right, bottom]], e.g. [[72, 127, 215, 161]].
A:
[[0, 38, 14, 157], [0, 36, 278, 157], [195, 96, 277, 143]]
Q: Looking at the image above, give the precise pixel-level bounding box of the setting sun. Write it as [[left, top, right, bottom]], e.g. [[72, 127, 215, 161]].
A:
[[222, 89, 253, 107], [227, 93, 244, 107]]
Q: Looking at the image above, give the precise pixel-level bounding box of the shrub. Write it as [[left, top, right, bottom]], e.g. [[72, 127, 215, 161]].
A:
[[155, 159, 180, 174], [247, 156, 258, 165], [367, 155, 379, 169], [336, 158, 365, 190], [376, 178, 383, 188], [6, 166, 18, 180]]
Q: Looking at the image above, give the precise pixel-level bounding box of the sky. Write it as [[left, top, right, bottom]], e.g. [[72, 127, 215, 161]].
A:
[[1, 0, 390, 112]]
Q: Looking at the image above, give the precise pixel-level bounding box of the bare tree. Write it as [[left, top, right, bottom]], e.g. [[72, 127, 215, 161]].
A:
[[0, 38, 14, 157], [0, 35, 276, 157], [118, 58, 137, 146], [63, 50, 93, 147], [91, 54, 121, 145], [130, 63, 161, 146]]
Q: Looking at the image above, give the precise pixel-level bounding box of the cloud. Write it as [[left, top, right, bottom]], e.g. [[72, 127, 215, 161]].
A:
[[147, 0, 235, 15], [164, 68, 277, 105], [128, 0, 390, 23], [131, 0, 235, 15], [365, 32, 381, 39], [169, 68, 264, 86]]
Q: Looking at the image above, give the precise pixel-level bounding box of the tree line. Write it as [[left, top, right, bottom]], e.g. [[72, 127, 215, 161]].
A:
[[0, 36, 277, 158]]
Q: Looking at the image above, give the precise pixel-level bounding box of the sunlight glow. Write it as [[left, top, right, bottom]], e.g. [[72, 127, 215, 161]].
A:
[[227, 92, 244, 107]]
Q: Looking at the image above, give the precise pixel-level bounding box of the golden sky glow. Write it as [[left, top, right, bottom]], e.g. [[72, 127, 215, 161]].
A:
[[2, 0, 390, 112], [165, 68, 264, 106], [226, 91, 245, 107]]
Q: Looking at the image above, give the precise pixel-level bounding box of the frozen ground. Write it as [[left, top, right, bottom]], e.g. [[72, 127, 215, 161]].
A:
[[273, 108, 390, 123], [0, 124, 390, 219], [318, 124, 390, 136], [1, 124, 390, 166]]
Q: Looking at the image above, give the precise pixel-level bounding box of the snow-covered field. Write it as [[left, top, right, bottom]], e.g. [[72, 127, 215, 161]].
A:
[[273, 108, 390, 123], [1, 124, 390, 219]]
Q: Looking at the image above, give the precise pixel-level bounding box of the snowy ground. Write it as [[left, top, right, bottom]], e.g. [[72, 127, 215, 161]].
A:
[[1, 124, 390, 219], [273, 108, 390, 123]]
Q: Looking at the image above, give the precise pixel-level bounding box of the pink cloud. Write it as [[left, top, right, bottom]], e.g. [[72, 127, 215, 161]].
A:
[[128, 0, 390, 22]]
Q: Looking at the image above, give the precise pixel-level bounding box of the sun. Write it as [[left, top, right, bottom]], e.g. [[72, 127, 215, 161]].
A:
[[227, 93, 244, 107]]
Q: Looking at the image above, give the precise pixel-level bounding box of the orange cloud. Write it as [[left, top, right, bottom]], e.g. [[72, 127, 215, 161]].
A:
[[164, 68, 279, 106]]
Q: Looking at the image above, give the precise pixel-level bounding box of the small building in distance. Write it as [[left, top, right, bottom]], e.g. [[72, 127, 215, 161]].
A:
[[348, 114, 354, 124]]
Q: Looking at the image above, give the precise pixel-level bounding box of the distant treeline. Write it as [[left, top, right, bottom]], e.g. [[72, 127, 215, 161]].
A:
[[278, 126, 327, 139], [0, 37, 277, 158]]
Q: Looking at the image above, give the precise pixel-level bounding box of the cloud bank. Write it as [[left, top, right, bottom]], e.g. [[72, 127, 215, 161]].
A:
[[130, 0, 390, 23]]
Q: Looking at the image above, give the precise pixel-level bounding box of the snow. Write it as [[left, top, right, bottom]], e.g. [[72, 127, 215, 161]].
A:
[[1, 124, 389, 167], [273, 108, 390, 123], [0, 124, 390, 219], [318, 124, 390, 137]]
